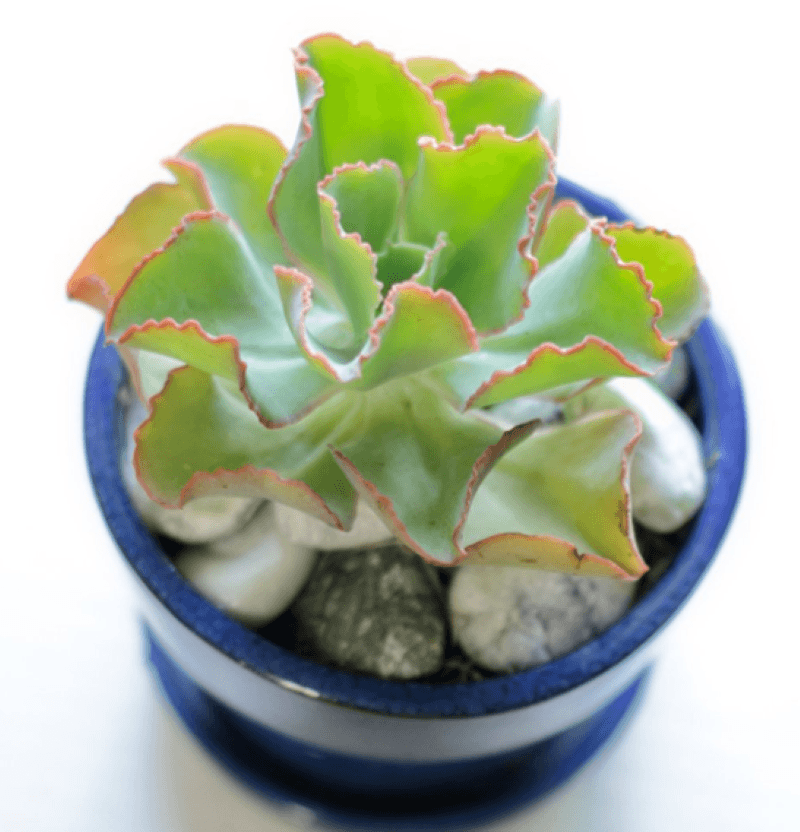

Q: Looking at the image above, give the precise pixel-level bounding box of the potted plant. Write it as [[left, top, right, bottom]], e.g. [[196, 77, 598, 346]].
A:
[[71, 34, 746, 831]]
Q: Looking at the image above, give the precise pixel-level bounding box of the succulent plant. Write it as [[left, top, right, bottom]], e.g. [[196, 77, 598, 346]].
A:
[[69, 34, 709, 581]]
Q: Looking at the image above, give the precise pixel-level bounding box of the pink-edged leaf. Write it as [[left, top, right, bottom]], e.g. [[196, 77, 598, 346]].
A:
[[356, 282, 479, 389], [432, 70, 559, 149], [439, 217, 673, 409], [376, 233, 449, 293], [538, 202, 709, 344], [310, 185, 382, 353], [330, 380, 538, 565], [273, 265, 356, 382], [67, 159, 211, 312], [404, 126, 555, 333], [606, 223, 710, 342], [107, 213, 335, 426], [319, 161, 403, 253], [177, 124, 289, 269], [135, 364, 360, 528], [117, 320, 244, 383], [534, 200, 592, 268], [462, 410, 647, 579], [406, 56, 469, 86], [269, 34, 451, 276], [275, 270, 479, 388]]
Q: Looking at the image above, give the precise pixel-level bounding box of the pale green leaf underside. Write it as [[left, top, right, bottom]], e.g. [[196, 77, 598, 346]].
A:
[[355, 284, 477, 389], [307, 191, 381, 357], [534, 200, 590, 268], [464, 410, 647, 578]]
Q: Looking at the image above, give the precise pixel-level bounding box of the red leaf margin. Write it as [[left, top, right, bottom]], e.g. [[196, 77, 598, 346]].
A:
[[606, 220, 712, 344], [267, 34, 455, 269], [464, 409, 647, 579], [132, 366, 354, 531], [106, 211, 317, 430], [332, 408, 647, 578], [415, 124, 558, 337], [66, 157, 213, 313]]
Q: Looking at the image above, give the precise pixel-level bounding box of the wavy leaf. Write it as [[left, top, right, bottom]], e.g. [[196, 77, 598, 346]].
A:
[[310, 186, 382, 354], [356, 282, 478, 389], [432, 70, 559, 149], [269, 34, 451, 276], [67, 160, 210, 311], [534, 200, 591, 268], [463, 410, 647, 579], [136, 365, 360, 527], [275, 270, 478, 388], [606, 223, 710, 342], [177, 124, 288, 268], [440, 219, 673, 408], [319, 161, 402, 253], [107, 213, 335, 425], [404, 127, 555, 333], [406, 56, 468, 86], [331, 380, 537, 564], [376, 233, 449, 293]]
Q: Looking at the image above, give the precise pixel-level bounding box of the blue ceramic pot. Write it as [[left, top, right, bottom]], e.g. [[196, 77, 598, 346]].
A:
[[82, 179, 747, 830]]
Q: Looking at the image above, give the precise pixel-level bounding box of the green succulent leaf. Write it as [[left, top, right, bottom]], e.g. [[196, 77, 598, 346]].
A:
[[136, 365, 359, 528], [67, 160, 211, 312], [177, 124, 288, 268], [311, 187, 382, 354], [270, 34, 451, 276], [319, 161, 403, 253], [356, 283, 478, 389], [606, 223, 710, 342], [439, 214, 673, 409], [68, 34, 710, 579], [432, 70, 559, 149], [533, 200, 592, 268], [331, 380, 538, 564], [376, 234, 449, 293], [404, 127, 555, 333], [406, 56, 468, 86], [463, 410, 647, 579], [107, 213, 335, 424], [275, 270, 477, 388]]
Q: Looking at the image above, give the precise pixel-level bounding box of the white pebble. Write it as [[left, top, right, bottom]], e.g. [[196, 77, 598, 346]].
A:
[[176, 502, 317, 626], [450, 565, 636, 672]]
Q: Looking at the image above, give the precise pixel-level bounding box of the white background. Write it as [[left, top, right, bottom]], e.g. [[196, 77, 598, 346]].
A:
[[4, 1, 798, 829]]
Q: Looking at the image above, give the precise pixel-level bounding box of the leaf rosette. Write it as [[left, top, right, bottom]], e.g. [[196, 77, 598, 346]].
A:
[[68, 35, 709, 579]]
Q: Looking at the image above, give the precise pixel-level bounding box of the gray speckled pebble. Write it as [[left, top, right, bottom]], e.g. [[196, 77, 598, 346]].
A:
[[449, 566, 637, 673], [292, 545, 446, 680]]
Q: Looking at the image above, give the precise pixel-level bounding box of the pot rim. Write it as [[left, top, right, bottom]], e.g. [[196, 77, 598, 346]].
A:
[[82, 178, 747, 719]]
